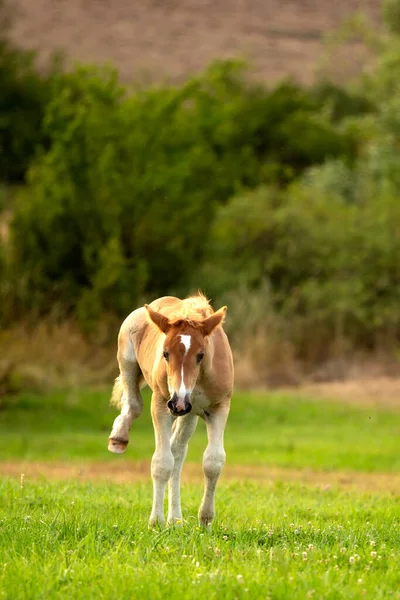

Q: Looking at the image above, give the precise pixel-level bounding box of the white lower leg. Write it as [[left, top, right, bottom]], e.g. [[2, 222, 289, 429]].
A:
[[108, 342, 143, 454], [198, 446, 225, 525], [150, 449, 174, 526], [167, 415, 198, 523], [198, 408, 229, 526], [108, 391, 143, 453], [149, 403, 173, 527]]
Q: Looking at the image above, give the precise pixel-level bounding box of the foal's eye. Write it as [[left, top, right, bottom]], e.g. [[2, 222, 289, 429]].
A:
[[163, 351, 169, 361], [197, 352, 204, 363]]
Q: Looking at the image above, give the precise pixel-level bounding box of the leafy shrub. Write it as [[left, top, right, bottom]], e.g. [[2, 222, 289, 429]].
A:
[[9, 61, 354, 328], [0, 0, 55, 183], [383, 0, 400, 36], [311, 81, 374, 122], [201, 182, 400, 360]]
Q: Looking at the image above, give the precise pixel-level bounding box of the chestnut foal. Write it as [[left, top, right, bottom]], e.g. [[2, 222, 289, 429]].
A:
[[108, 294, 234, 526]]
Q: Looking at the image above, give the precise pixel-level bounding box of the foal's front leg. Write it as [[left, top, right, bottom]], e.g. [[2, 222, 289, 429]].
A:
[[149, 393, 173, 527], [168, 413, 198, 524], [108, 329, 143, 454], [198, 403, 230, 526]]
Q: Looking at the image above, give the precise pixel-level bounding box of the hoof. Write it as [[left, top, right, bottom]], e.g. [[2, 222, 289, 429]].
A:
[[199, 517, 213, 527], [108, 437, 128, 454], [167, 517, 184, 527], [198, 509, 214, 527], [148, 516, 165, 529]]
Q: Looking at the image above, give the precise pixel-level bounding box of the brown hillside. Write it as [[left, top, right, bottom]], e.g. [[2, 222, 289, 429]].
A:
[[9, 0, 381, 84]]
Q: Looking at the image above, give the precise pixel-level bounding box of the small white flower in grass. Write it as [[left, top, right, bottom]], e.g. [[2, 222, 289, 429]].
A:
[[237, 575, 243, 583], [371, 551, 377, 558], [308, 544, 314, 551], [377, 555, 382, 561], [370, 540, 375, 546], [340, 547, 346, 554], [302, 552, 308, 561], [223, 535, 228, 541], [358, 579, 363, 584], [349, 556, 355, 564]]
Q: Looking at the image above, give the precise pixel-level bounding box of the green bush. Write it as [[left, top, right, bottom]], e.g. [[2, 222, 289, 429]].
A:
[[383, 0, 400, 36], [9, 61, 354, 328], [311, 81, 374, 122], [201, 182, 400, 358], [0, 37, 54, 183]]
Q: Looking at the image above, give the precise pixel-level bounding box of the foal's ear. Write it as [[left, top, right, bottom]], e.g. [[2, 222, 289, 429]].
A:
[[144, 304, 171, 334], [201, 306, 227, 337]]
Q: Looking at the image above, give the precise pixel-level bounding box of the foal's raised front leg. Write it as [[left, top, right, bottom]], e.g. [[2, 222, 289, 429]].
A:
[[198, 402, 230, 526], [168, 413, 198, 524], [149, 393, 174, 527], [108, 330, 143, 454]]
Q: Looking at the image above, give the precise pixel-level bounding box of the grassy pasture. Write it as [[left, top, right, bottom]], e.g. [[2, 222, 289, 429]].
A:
[[0, 388, 399, 471], [0, 479, 399, 599], [0, 387, 399, 598]]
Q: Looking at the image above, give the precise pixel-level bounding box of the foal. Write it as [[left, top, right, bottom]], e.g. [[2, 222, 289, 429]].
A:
[[108, 294, 234, 526]]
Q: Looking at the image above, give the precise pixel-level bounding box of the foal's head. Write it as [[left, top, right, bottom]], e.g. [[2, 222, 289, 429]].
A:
[[145, 304, 227, 417]]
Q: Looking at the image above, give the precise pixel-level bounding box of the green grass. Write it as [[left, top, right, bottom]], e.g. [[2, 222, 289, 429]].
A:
[[0, 388, 399, 472], [1, 478, 399, 599], [1, 387, 400, 598]]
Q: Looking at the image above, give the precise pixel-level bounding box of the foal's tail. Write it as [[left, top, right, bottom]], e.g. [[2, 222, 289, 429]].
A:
[[110, 375, 124, 409]]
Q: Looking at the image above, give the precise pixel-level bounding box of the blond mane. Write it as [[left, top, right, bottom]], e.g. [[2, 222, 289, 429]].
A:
[[168, 292, 214, 325]]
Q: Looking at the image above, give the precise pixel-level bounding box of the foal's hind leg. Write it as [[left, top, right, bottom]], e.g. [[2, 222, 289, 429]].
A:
[[167, 413, 198, 524], [108, 326, 143, 454]]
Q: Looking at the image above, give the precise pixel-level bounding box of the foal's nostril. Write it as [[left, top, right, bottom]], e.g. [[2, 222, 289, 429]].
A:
[[167, 399, 192, 416]]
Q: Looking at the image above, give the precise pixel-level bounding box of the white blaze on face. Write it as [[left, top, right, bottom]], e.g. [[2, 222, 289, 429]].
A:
[[180, 334, 191, 355], [176, 334, 191, 404]]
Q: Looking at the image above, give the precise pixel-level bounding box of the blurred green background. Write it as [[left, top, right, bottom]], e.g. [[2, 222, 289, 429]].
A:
[[1, 0, 400, 389]]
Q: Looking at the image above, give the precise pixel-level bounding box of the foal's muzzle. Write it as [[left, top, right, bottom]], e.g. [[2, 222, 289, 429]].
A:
[[168, 393, 192, 417]]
